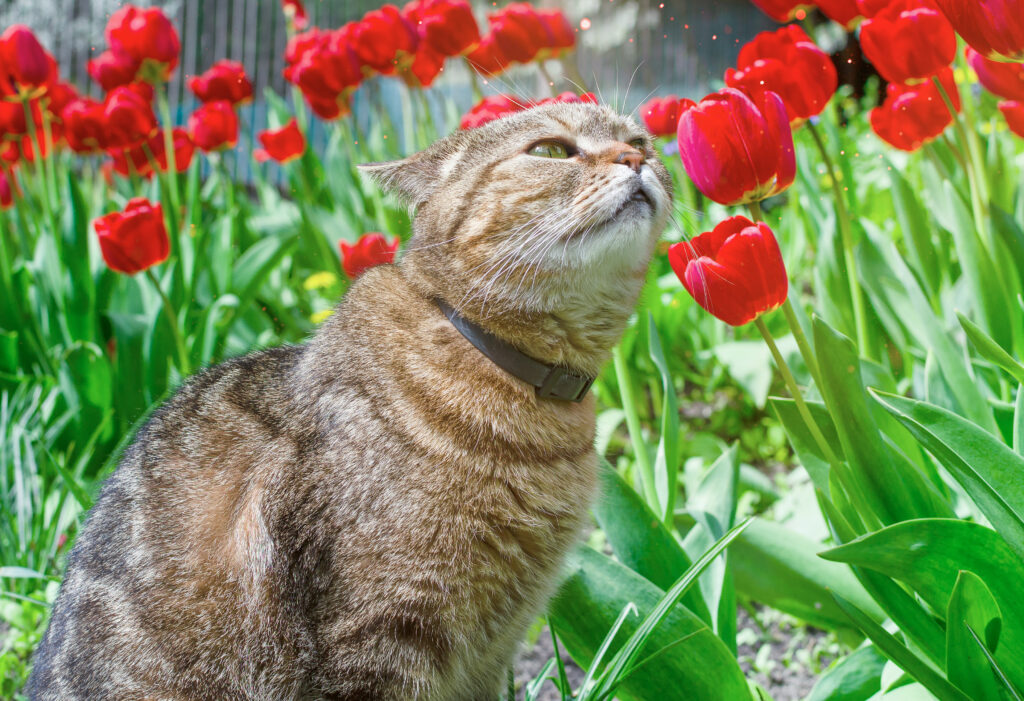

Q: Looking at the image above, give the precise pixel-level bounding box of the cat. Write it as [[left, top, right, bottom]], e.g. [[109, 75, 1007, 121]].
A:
[[28, 100, 672, 700]]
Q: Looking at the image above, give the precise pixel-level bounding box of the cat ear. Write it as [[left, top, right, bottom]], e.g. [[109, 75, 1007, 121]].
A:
[[358, 152, 440, 205]]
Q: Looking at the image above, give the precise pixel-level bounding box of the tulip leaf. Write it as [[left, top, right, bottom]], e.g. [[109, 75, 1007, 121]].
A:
[[805, 644, 887, 701], [730, 517, 882, 632], [869, 391, 1024, 563], [967, 626, 1024, 701], [1014, 387, 1024, 456], [646, 313, 680, 523], [593, 461, 711, 624], [548, 545, 750, 701], [887, 160, 940, 301], [830, 592, 971, 701], [821, 518, 1024, 690], [957, 312, 1024, 387], [946, 571, 1002, 701], [812, 317, 943, 525], [856, 225, 997, 433]]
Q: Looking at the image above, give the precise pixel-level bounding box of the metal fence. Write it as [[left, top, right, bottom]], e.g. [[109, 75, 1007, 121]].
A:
[[3, 0, 775, 155]]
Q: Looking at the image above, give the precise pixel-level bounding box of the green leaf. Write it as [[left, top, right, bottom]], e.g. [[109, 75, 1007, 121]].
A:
[[1014, 386, 1024, 456], [887, 160, 941, 300], [813, 317, 942, 525], [958, 312, 1024, 386], [806, 644, 886, 701], [731, 517, 883, 631], [821, 518, 1024, 690], [548, 546, 750, 701], [870, 391, 1024, 562], [831, 592, 971, 701], [946, 571, 1002, 701], [646, 314, 680, 522], [593, 462, 711, 624]]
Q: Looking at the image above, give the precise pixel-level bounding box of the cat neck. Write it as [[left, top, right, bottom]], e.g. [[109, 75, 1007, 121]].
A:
[[397, 260, 646, 379]]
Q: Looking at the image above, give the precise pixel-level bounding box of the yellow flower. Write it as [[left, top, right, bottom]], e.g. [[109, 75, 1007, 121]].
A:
[[304, 271, 338, 291], [310, 309, 335, 324]]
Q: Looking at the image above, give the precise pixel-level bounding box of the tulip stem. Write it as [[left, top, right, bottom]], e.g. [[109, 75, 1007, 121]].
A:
[[755, 317, 841, 468], [931, 75, 991, 249], [21, 97, 56, 235], [781, 300, 823, 393], [537, 62, 559, 97], [612, 343, 660, 514], [156, 88, 182, 221], [145, 268, 191, 376], [805, 121, 870, 358]]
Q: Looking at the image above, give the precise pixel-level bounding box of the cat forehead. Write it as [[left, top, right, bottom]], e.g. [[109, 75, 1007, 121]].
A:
[[471, 102, 646, 146]]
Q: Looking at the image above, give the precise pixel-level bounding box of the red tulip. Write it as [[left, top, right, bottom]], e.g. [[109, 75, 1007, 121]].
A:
[[94, 198, 170, 275], [677, 88, 795, 206], [870, 67, 959, 151], [189, 60, 253, 105], [106, 5, 181, 81], [401, 45, 446, 87], [0, 25, 56, 92], [489, 4, 547, 64], [966, 47, 1024, 101], [340, 233, 400, 279], [459, 94, 527, 129], [45, 81, 79, 122], [188, 101, 238, 152], [668, 216, 788, 327], [413, 0, 480, 57], [860, 0, 957, 85], [999, 101, 1024, 138], [284, 28, 362, 120], [0, 100, 25, 137], [87, 49, 141, 91], [466, 35, 510, 77], [282, 0, 310, 30], [726, 25, 838, 125], [157, 127, 196, 173], [748, 0, 813, 22], [103, 85, 158, 149], [0, 169, 13, 210], [856, 0, 892, 16], [254, 119, 306, 163], [350, 6, 419, 75], [537, 9, 576, 57], [641, 96, 693, 137], [63, 97, 107, 153], [932, 0, 1024, 61], [813, 0, 863, 27]]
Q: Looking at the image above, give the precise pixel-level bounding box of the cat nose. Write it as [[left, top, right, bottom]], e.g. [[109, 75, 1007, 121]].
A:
[[613, 146, 644, 173]]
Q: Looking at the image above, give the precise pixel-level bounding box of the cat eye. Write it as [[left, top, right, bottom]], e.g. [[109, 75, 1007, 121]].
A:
[[629, 138, 647, 151], [528, 141, 573, 159]]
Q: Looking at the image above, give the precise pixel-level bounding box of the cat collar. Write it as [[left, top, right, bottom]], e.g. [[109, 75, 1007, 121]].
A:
[[435, 299, 595, 403]]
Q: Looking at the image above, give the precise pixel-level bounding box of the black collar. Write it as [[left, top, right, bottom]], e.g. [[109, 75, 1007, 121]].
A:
[[435, 299, 595, 402]]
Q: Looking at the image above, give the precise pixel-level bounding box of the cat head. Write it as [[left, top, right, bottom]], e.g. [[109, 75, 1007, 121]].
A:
[[360, 101, 673, 322]]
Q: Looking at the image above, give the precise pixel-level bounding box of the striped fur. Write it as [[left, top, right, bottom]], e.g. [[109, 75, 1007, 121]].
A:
[[28, 102, 672, 699]]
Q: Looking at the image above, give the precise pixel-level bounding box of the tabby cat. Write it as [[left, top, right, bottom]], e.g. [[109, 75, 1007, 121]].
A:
[[28, 100, 672, 700]]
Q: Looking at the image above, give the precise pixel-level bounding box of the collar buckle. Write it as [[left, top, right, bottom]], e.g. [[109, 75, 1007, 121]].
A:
[[537, 367, 595, 403]]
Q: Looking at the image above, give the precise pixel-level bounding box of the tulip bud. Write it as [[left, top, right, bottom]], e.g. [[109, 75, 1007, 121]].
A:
[[640, 96, 692, 137], [63, 97, 108, 153], [106, 5, 181, 81], [340, 233, 400, 279], [188, 101, 239, 152], [668, 216, 789, 327], [870, 67, 959, 151], [812, 0, 863, 28], [0, 25, 56, 90], [94, 198, 170, 275], [748, 0, 814, 22], [350, 5, 420, 75], [254, 119, 306, 163], [103, 85, 158, 149], [677, 88, 796, 206], [0, 169, 13, 210], [966, 47, 1024, 101], [415, 0, 481, 57], [189, 60, 253, 105], [860, 0, 957, 85], [999, 101, 1024, 138], [87, 50, 141, 91], [725, 25, 838, 125], [932, 0, 1024, 62]]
